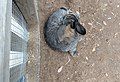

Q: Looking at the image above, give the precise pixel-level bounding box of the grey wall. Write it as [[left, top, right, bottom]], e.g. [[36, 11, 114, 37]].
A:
[[0, 0, 40, 82], [0, 0, 12, 82]]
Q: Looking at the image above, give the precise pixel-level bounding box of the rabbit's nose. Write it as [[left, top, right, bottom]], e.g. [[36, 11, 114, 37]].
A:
[[80, 27, 86, 35]]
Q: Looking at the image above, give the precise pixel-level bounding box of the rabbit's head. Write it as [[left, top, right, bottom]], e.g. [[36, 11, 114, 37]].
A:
[[63, 10, 86, 35], [69, 15, 86, 35]]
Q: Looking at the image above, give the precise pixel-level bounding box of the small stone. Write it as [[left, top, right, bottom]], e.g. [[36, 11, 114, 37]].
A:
[[32, 55, 35, 58], [100, 28, 103, 31], [104, 14, 107, 16], [58, 66, 63, 73], [108, 17, 112, 20], [91, 63, 95, 66], [92, 44, 99, 52], [86, 57, 88, 60], [103, 21, 107, 25], [92, 47, 96, 52], [88, 22, 92, 26], [104, 4, 108, 6], [75, 71, 77, 73], [111, 12, 114, 15], [97, 44, 100, 46], [114, 33, 118, 37], [115, 33, 118, 36], [117, 5, 119, 8], [105, 73, 108, 76], [28, 61, 30, 64]]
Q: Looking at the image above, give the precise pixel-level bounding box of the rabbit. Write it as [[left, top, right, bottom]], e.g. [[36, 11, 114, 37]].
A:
[[44, 7, 86, 56]]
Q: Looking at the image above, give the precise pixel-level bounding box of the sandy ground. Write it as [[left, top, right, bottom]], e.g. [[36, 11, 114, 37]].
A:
[[40, 0, 120, 82]]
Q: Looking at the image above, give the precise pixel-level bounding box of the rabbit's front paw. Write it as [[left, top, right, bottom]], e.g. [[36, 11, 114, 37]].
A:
[[69, 50, 80, 57]]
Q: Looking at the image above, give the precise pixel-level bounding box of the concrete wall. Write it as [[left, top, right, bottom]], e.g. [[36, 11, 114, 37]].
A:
[[0, 0, 12, 82]]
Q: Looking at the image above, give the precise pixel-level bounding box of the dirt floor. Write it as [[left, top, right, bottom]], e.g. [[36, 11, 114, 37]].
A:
[[40, 0, 120, 82]]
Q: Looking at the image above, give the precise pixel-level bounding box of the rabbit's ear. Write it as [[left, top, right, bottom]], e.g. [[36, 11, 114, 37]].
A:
[[70, 21, 75, 29], [75, 23, 86, 35]]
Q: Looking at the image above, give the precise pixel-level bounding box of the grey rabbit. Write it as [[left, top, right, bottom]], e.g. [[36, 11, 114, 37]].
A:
[[44, 7, 86, 56]]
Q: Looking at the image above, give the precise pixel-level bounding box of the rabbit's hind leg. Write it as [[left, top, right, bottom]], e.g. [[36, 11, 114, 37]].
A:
[[69, 48, 79, 57]]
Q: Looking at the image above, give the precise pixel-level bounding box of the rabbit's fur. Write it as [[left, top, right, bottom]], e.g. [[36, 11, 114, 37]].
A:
[[44, 7, 86, 56]]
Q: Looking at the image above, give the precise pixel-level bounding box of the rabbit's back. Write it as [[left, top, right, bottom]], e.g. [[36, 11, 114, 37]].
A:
[[44, 8, 81, 52]]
